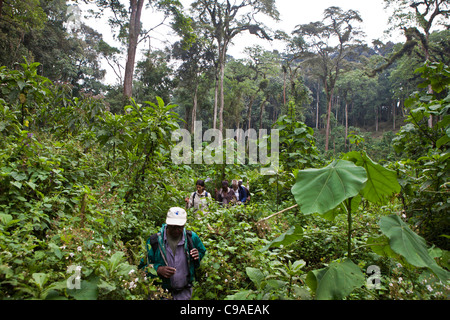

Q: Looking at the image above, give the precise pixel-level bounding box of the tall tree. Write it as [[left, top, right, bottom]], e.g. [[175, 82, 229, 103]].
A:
[[89, 0, 194, 99], [171, 23, 216, 134], [124, 0, 144, 98], [190, 0, 279, 134], [385, 0, 449, 61], [383, 0, 449, 127], [244, 45, 280, 130], [134, 49, 176, 103], [292, 6, 363, 151]]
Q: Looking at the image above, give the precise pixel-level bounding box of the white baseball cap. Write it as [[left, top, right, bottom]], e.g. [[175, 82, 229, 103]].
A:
[[166, 207, 187, 226]]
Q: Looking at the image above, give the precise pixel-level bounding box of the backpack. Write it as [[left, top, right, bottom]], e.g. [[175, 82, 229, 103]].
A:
[[148, 230, 195, 266], [147, 229, 197, 283], [192, 191, 208, 201], [149, 230, 194, 255]]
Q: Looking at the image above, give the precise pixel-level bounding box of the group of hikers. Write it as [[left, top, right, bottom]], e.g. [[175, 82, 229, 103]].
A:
[[185, 178, 251, 212], [138, 178, 250, 300]]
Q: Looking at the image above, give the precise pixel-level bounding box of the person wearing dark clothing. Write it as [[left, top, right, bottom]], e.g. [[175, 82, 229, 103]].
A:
[[238, 180, 250, 203], [215, 180, 235, 206]]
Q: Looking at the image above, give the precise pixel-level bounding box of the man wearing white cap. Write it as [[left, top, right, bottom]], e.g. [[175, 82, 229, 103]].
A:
[[141, 207, 206, 300]]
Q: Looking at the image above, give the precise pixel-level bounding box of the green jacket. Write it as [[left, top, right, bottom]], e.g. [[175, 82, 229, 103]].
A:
[[139, 224, 206, 289]]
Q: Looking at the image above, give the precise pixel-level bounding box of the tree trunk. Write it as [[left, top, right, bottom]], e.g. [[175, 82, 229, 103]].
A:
[[345, 101, 348, 151], [247, 94, 255, 131], [393, 102, 396, 130], [424, 33, 433, 128], [325, 92, 333, 152], [123, 0, 144, 99], [191, 84, 198, 135], [213, 73, 218, 130], [335, 95, 339, 123], [375, 105, 378, 132], [259, 98, 267, 130], [316, 80, 320, 130], [283, 69, 286, 106], [218, 45, 226, 136], [184, 104, 190, 130]]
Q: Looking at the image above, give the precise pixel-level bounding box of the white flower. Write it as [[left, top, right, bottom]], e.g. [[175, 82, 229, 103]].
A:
[[77, 246, 82, 252], [60, 245, 66, 250], [426, 285, 433, 292], [398, 277, 403, 284], [76, 266, 82, 271], [69, 252, 75, 257], [128, 269, 135, 275]]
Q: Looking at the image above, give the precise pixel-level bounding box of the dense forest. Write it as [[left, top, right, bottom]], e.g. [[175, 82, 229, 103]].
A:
[[0, 0, 449, 301]]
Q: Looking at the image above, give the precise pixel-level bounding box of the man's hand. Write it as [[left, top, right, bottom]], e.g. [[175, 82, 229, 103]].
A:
[[190, 248, 199, 260], [157, 266, 176, 278]]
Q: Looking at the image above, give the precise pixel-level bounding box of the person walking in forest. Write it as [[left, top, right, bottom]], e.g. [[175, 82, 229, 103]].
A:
[[139, 207, 206, 300], [231, 179, 248, 205], [238, 180, 251, 203], [185, 179, 212, 212], [215, 180, 235, 206]]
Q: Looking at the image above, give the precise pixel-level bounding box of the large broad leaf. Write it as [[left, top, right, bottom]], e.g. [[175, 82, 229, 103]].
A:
[[67, 276, 99, 300], [379, 215, 450, 282], [322, 195, 362, 221], [305, 259, 365, 300], [291, 160, 367, 214], [343, 151, 400, 204], [246, 267, 265, 290], [259, 224, 303, 251], [367, 235, 401, 260]]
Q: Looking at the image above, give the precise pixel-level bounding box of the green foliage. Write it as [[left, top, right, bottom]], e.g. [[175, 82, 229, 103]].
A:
[[1, 61, 449, 301], [0, 0, 47, 67], [377, 215, 449, 282], [305, 259, 365, 300], [274, 102, 320, 171], [226, 259, 310, 300], [287, 149, 415, 299], [343, 151, 401, 204], [0, 63, 184, 300], [291, 159, 367, 215], [392, 61, 449, 248], [0, 61, 52, 127]]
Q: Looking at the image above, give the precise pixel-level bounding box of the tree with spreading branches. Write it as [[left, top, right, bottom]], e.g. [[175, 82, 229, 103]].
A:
[[190, 0, 279, 134]]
